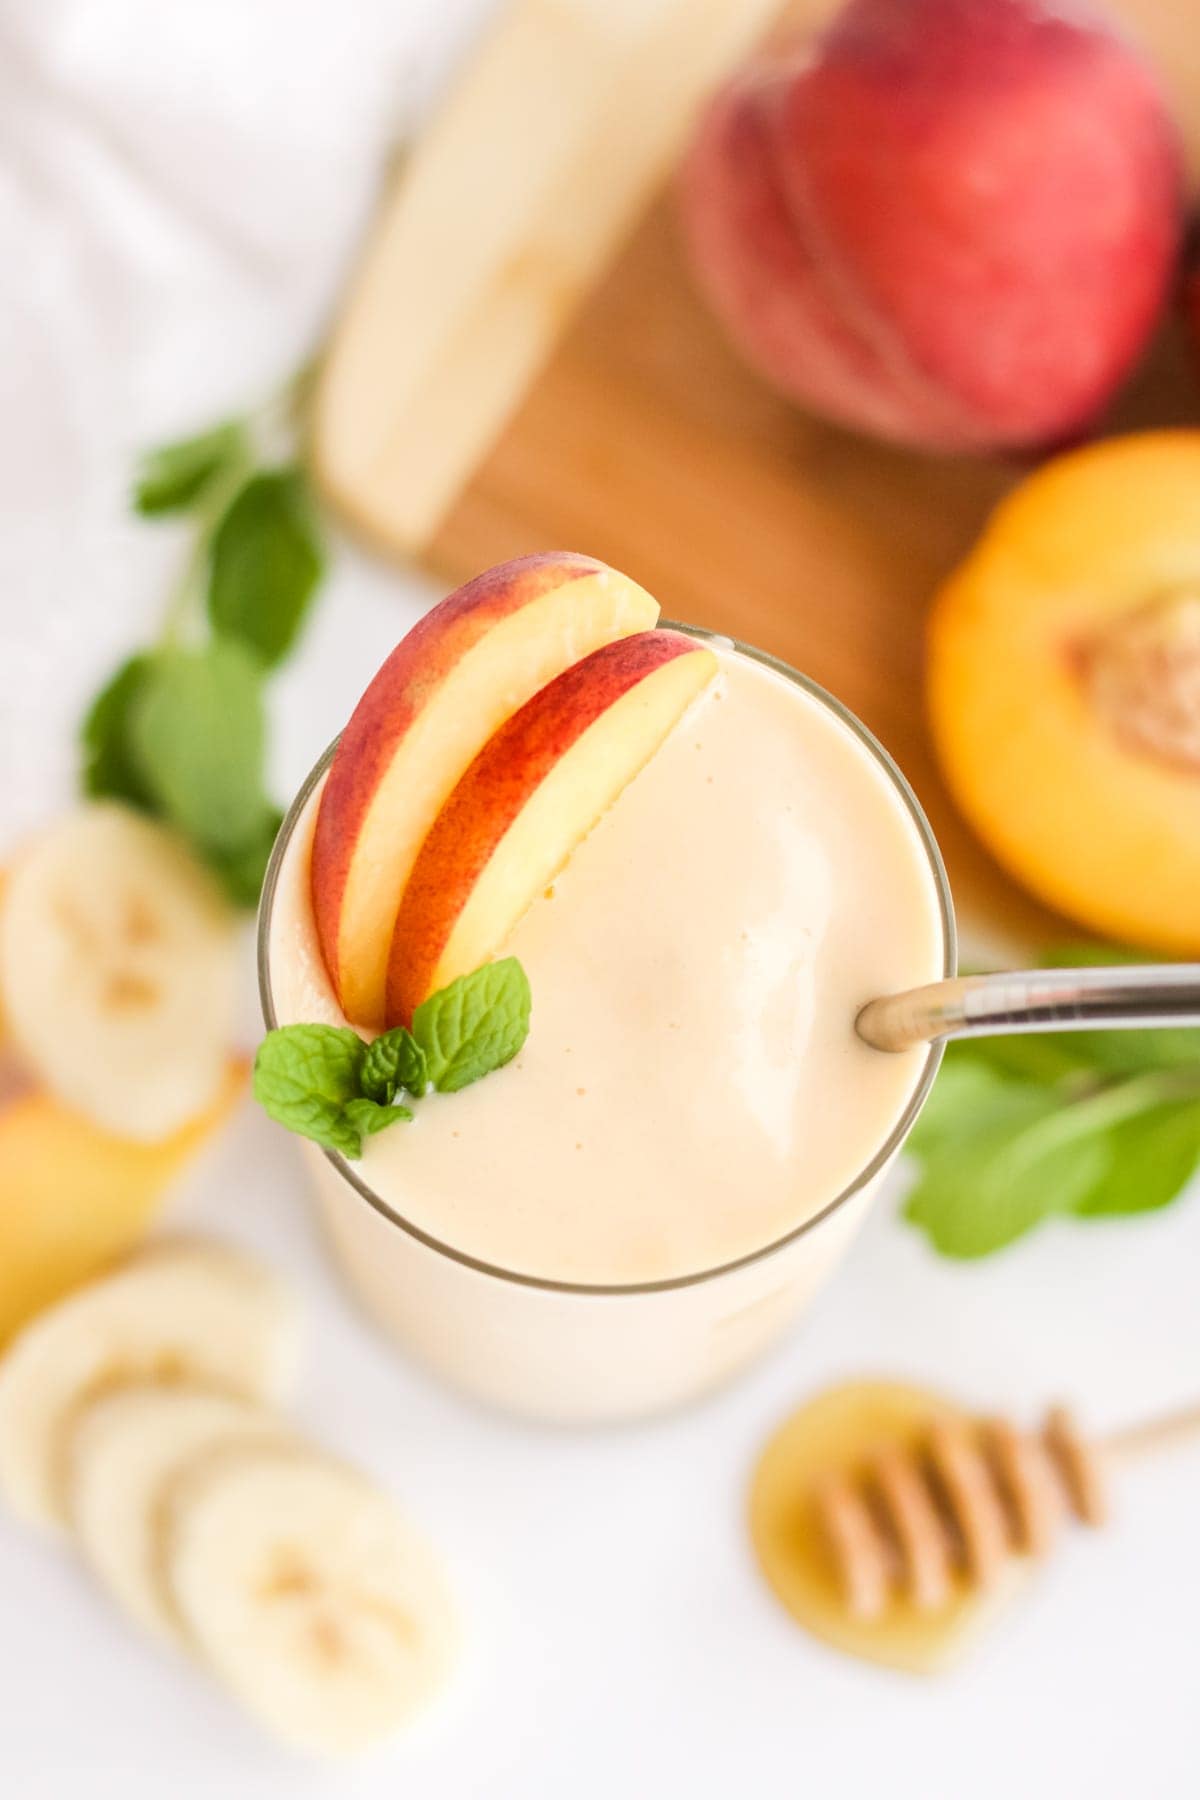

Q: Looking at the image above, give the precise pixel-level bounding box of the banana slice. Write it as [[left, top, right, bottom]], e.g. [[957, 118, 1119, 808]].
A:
[[0, 1241, 301, 1531], [68, 1385, 289, 1641], [0, 803, 237, 1141], [164, 1443, 458, 1756]]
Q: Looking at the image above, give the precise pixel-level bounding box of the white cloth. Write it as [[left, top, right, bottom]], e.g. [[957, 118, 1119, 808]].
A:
[[0, 0, 499, 836]]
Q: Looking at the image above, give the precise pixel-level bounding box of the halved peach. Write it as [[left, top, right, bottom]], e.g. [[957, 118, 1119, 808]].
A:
[[928, 431, 1200, 952], [0, 1057, 245, 1345], [311, 553, 659, 1026], [386, 630, 718, 1024]]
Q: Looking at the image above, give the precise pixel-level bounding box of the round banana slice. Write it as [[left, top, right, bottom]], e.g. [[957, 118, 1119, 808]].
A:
[[0, 1241, 301, 1531], [164, 1443, 458, 1756], [0, 803, 237, 1141], [68, 1385, 289, 1641]]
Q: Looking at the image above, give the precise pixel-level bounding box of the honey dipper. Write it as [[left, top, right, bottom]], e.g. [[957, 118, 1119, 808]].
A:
[[749, 1381, 1200, 1673], [815, 1394, 1200, 1621]]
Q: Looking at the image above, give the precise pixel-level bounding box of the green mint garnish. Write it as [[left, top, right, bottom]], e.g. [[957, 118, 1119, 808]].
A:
[[254, 960, 532, 1157], [208, 469, 325, 669], [128, 641, 273, 857], [252, 1025, 368, 1160], [206, 807, 285, 909], [361, 1027, 428, 1105], [344, 1097, 414, 1139], [133, 419, 248, 515], [81, 654, 158, 810], [904, 944, 1200, 1258], [412, 958, 531, 1093], [81, 382, 325, 910]]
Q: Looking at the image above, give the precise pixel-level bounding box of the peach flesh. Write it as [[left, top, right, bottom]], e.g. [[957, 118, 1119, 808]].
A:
[[386, 631, 717, 1025], [679, 0, 1182, 453], [927, 431, 1200, 953], [1079, 589, 1200, 775], [310, 552, 658, 1027]]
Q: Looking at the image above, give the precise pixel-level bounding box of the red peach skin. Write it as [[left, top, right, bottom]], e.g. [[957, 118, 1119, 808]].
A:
[[386, 631, 717, 1025], [311, 552, 658, 1026], [1185, 230, 1200, 371], [679, 0, 1182, 453]]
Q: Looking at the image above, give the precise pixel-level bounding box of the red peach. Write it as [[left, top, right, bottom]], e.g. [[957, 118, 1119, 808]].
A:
[[1184, 227, 1200, 371], [679, 0, 1182, 453]]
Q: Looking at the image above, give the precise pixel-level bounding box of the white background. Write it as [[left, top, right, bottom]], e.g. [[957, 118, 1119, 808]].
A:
[[1, 3, 1198, 1795]]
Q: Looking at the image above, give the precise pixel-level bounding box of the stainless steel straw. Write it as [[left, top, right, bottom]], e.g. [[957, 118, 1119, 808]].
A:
[[856, 964, 1200, 1053]]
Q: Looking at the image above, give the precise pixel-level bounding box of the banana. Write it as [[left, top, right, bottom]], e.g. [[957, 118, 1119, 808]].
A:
[[164, 1442, 458, 1756], [0, 803, 237, 1141], [68, 1385, 289, 1641], [0, 1241, 301, 1531]]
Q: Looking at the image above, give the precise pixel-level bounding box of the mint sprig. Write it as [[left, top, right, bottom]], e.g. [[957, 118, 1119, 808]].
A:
[[905, 947, 1200, 1258], [254, 959, 531, 1158], [80, 392, 326, 908], [361, 1028, 429, 1105], [133, 419, 248, 515]]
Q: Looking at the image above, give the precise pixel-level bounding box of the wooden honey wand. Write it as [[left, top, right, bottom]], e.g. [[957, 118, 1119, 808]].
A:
[[816, 1394, 1200, 1620]]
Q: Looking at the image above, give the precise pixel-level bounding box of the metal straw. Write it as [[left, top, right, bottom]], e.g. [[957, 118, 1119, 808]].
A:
[[856, 964, 1200, 1053]]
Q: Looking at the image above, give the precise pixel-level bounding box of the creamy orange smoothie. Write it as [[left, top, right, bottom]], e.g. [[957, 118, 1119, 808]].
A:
[[264, 628, 950, 1421]]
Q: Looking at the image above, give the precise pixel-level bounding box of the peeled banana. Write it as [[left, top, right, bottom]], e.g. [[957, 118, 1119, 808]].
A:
[[68, 1384, 289, 1640], [165, 1443, 458, 1755], [0, 1239, 301, 1530], [0, 1237, 458, 1754], [0, 804, 237, 1142]]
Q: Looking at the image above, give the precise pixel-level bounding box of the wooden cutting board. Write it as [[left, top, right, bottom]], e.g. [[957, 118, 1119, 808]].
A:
[[362, 0, 1200, 950]]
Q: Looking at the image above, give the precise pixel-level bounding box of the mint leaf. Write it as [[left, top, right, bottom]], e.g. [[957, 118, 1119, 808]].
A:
[[910, 1055, 1021, 1156], [208, 469, 324, 668], [905, 938, 1200, 1258], [412, 959, 531, 1093], [905, 1083, 1113, 1258], [207, 807, 283, 908], [253, 1026, 415, 1157], [1053, 1027, 1200, 1078], [361, 1028, 428, 1105], [1074, 1099, 1200, 1217], [253, 1024, 366, 1158], [344, 1097, 413, 1141], [133, 420, 247, 516], [129, 640, 273, 856], [80, 654, 158, 808], [1037, 944, 1199, 1073], [939, 1034, 1095, 1086]]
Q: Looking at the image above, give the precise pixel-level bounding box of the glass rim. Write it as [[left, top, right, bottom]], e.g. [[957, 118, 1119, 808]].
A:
[[257, 621, 958, 1298]]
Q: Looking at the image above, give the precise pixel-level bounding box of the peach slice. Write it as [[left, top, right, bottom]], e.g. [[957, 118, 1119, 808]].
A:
[[928, 431, 1200, 952], [311, 553, 659, 1027], [386, 630, 718, 1025]]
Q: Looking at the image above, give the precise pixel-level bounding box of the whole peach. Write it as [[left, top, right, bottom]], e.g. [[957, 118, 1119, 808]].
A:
[[679, 0, 1182, 453], [1185, 228, 1200, 370]]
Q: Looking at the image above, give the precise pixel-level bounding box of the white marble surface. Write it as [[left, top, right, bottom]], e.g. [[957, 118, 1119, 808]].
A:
[[1, 3, 1198, 1794]]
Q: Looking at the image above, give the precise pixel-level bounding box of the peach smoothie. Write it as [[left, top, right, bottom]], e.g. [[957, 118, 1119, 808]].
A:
[[263, 613, 950, 1422]]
